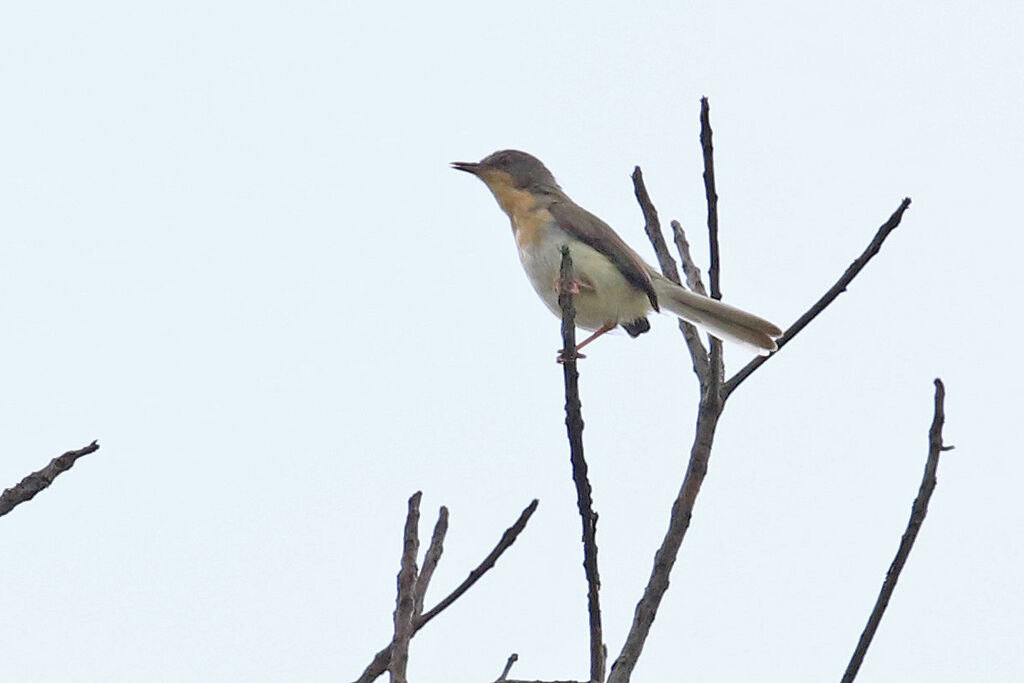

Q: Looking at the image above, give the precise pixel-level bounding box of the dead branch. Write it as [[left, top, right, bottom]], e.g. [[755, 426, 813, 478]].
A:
[[0, 440, 100, 517], [389, 492, 421, 683], [354, 499, 539, 683], [722, 197, 912, 398], [558, 246, 605, 683], [608, 99, 913, 683], [413, 506, 449, 619], [633, 169, 709, 379], [840, 378, 953, 682], [700, 97, 725, 385]]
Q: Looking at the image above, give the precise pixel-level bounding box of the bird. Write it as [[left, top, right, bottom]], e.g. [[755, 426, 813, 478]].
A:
[[452, 150, 782, 357]]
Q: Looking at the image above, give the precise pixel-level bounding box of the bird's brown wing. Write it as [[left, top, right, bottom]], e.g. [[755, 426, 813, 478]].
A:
[[549, 200, 659, 311]]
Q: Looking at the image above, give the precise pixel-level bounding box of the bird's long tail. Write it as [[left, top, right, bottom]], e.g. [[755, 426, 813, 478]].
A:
[[652, 275, 782, 355]]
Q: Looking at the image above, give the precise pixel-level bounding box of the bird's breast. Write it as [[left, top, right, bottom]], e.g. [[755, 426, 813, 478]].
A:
[[512, 214, 653, 332]]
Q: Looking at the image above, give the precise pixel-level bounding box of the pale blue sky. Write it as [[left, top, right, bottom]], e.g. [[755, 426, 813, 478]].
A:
[[1, 2, 1021, 681]]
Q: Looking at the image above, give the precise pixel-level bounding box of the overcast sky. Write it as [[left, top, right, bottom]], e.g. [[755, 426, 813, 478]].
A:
[[2, 2, 1021, 681]]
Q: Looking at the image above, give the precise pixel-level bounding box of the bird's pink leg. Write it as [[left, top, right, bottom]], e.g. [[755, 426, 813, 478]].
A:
[[557, 322, 616, 363], [556, 276, 595, 296]]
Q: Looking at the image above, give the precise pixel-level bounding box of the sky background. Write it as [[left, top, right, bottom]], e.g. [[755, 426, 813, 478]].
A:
[[1, 1, 1021, 681]]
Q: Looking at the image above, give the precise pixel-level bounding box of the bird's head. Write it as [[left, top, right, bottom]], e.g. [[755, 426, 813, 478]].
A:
[[452, 150, 562, 214]]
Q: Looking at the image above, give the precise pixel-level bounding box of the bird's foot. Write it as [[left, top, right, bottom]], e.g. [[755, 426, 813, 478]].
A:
[[556, 348, 587, 364]]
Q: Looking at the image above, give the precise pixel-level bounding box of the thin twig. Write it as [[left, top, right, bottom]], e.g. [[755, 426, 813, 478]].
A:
[[414, 506, 449, 618], [0, 440, 100, 517], [700, 96, 725, 385], [632, 166, 681, 283], [700, 97, 721, 301], [390, 492, 421, 683], [841, 378, 953, 683], [558, 246, 605, 683], [670, 220, 707, 296], [632, 168, 709, 379], [354, 499, 540, 683], [494, 653, 519, 681], [722, 197, 912, 398], [417, 499, 539, 626]]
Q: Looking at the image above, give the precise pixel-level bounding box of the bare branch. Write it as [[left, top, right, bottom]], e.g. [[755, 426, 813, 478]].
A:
[[700, 96, 721, 300], [632, 168, 709, 379], [353, 499, 540, 683], [722, 197, 912, 398], [699, 96, 725, 384], [670, 220, 707, 296], [0, 440, 100, 517], [390, 492, 421, 683], [414, 506, 449, 618], [841, 378, 952, 683], [417, 499, 539, 627], [494, 653, 518, 682], [607, 397, 722, 683], [632, 166, 681, 283], [557, 246, 605, 683]]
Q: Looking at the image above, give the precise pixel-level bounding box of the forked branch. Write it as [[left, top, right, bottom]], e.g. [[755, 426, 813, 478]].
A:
[[354, 498, 539, 683]]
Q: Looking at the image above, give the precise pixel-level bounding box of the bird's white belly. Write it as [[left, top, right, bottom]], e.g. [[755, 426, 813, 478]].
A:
[[516, 230, 652, 331]]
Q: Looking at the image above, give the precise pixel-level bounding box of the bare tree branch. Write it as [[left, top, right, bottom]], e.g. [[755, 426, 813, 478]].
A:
[[841, 378, 953, 683], [670, 220, 707, 296], [632, 168, 709, 379], [722, 197, 912, 398], [0, 440, 100, 517], [390, 492, 421, 683], [607, 100, 738, 683], [700, 97, 721, 302], [417, 499, 539, 626], [354, 499, 540, 683], [413, 506, 449, 619], [700, 96, 725, 385], [612, 98, 913, 683], [607, 394, 722, 683], [558, 246, 605, 683], [632, 166, 681, 283]]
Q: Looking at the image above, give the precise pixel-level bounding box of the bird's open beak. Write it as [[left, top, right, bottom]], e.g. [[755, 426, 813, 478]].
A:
[[451, 161, 482, 175]]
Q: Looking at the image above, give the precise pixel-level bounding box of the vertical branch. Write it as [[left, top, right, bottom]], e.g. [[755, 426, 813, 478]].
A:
[[841, 379, 953, 683], [700, 97, 721, 302], [699, 97, 724, 385], [413, 506, 449, 619], [558, 246, 605, 683], [390, 492, 421, 683], [670, 220, 707, 297]]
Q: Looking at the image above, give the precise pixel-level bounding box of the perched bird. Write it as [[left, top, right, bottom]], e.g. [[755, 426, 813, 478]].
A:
[[452, 150, 782, 356]]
